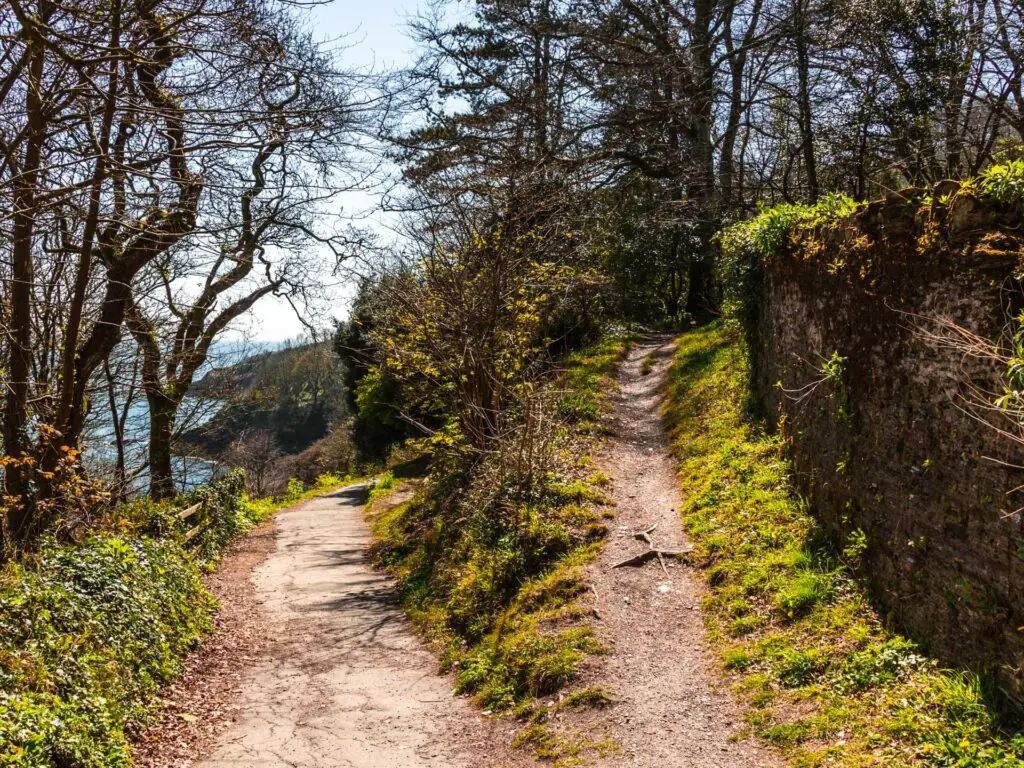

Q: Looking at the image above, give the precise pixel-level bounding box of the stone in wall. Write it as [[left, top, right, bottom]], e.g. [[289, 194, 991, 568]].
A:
[[753, 184, 1024, 705]]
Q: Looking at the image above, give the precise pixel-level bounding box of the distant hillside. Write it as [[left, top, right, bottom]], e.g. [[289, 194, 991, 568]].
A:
[[183, 342, 348, 456], [191, 343, 307, 398]]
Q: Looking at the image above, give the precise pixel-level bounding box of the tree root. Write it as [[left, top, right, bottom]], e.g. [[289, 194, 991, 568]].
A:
[[611, 547, 691, 569], [612, 522, 692, 572]]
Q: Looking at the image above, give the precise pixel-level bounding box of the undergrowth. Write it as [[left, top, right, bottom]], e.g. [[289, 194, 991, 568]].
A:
[[241, 471, 358, 523], [664, 321, 1024, 767], [718, 192, 860, 265], [369, 334, 629, 722], [0, 469, 353, 767], [0, 535, 212, 767]]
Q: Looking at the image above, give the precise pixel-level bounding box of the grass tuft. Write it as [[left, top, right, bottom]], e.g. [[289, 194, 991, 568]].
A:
[[664, 320, 1024, 767], [370, 334, 631, 716], [640, 353, 656, 376]]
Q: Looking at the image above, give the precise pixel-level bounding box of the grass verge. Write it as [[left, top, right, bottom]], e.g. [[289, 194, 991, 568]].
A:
[[0, 469, 356, 767], [241, 471, 362, 522], [664, 321, 1024, 767], [368, 334, 630, 761]]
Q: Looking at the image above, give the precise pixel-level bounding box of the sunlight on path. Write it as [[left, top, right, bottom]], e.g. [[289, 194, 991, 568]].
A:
[[194, 485, 514, 768]]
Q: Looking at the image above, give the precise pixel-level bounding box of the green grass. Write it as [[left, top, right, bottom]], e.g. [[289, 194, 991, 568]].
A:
[[0, 468, 357, 767], [664, 321, 1024, 768], [369, 334, 630, 763], [640, 353, 656, 376], [241, 471, 359, 521], [512, 722, 620, 767], [366, 470, 396, 508], [557, 335, 633, 426]]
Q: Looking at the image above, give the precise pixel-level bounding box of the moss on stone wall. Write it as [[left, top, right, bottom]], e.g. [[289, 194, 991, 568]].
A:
[[720, 164, 1024, 708]]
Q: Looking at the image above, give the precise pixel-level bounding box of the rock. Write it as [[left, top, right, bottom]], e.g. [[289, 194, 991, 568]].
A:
[[933, 178, 961, 199]]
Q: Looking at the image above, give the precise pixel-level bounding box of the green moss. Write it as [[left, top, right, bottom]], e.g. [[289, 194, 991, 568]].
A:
[[370, 335, 630, 716], [664, 321, 1024, 767], [373, 482, 603, 711], [557, 335, 632, 426]]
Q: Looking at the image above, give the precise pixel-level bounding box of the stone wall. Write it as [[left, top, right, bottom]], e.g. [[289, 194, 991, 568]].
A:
[[753, 185, 1024, 703]]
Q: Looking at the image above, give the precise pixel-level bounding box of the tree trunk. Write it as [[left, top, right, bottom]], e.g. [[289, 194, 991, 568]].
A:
[[148, 394, 178, 500], [103, 359, 129, 503], [686, 0, 720, 321], [52, 0, 121, 452], [685, 256, 716, 320], [793, 0, 819, 202], [3, 18, 47, 548]]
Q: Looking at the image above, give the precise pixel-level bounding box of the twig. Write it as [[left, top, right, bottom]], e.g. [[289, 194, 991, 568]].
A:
[[633, 523, 657, 546], [655, 550, 669, 577]]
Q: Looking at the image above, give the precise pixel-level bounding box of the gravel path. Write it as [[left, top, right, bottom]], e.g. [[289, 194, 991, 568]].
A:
[[189, 485, 530, 768], [581, 334, 779, 768]]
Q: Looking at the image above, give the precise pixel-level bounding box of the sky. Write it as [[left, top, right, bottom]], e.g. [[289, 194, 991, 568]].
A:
[[239, 0, 425, 343]]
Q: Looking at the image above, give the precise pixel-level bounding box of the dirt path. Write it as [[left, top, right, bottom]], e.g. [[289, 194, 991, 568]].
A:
[[134, 520, 279, 766], [147, 336, 779, 768], [190, 484, 530, 768], [580, 335, 779, 768]]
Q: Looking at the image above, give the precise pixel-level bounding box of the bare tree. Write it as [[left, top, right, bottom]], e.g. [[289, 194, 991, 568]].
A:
[[0, 0, 376, 547], [123, 17, 365, 499], [227, 430, 281, 498]]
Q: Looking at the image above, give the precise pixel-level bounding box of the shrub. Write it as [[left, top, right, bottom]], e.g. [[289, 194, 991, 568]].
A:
[[0, 535, 214, 766]]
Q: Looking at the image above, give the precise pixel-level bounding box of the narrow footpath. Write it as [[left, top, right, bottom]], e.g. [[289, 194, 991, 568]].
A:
[[144, 336, 781, 768], [580, 335, 778, 768], [184, 485, 530, 768]]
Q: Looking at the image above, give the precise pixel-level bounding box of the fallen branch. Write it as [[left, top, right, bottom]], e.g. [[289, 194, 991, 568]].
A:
[[633, 523, 657, 546]]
